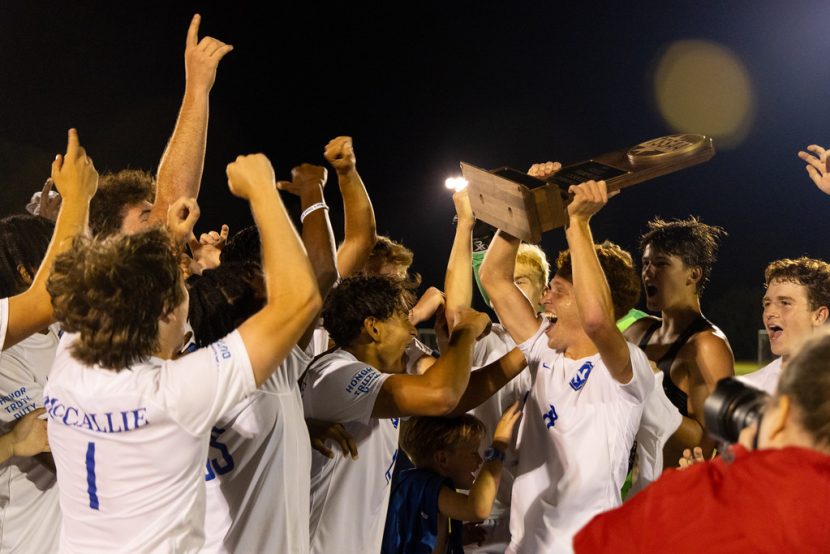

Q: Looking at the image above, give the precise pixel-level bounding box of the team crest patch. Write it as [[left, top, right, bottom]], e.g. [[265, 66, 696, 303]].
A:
[[569, 361, 594, 391]]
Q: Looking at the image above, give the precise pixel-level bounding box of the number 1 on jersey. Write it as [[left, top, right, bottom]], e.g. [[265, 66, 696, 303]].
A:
[[86, 441, 100, 510]]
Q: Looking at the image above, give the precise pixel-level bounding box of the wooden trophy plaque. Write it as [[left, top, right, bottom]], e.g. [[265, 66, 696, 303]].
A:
[[461, 134, 715, 243]]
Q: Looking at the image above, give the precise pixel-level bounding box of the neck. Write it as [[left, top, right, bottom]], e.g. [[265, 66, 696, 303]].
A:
[[660, 299, 703, 335], [343, 344, 399, 374], [564, 332, 599, 360]]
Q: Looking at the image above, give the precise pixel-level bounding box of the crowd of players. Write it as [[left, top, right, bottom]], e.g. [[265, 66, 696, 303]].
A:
[[1, 14, 829, 554]]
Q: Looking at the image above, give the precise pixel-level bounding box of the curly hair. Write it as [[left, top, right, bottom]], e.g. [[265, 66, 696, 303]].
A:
[[639, 216, 726, 293], [0, 215, 54, 298], [400, 414, 486, 468], [556, 241, 641, 321], [47, 228, 184, 371], [220, 225, 261, 265], [778, 331, 830, 447], [322, 275, 417, 347], [89, 169, 156, 237], [765, 257, 830, 311], [188, 261, 265, 348]]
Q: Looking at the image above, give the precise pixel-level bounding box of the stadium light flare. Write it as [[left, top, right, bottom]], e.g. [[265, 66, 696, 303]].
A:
[[445, 176, 468, 192]]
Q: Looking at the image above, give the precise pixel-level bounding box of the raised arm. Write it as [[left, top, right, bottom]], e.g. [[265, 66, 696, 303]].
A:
[[443, 189, 475, 330], [323, 137, 377, 276], [449, 347, 528, 415], [565, 180, 631, 383], [277, 163, 339, 348], [798, 144, 830, 196], [438, 402, 522, 521], [6, 129, 97, 349], [479, 231, 540, 343], [372, 308, 490, 418], [150, 14, 232, 225], [227, 155, 322, 386]]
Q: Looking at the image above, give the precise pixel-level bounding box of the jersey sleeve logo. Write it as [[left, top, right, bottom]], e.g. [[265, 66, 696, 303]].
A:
[[569, 361, 594, 391], [346, 367, 380, 396]]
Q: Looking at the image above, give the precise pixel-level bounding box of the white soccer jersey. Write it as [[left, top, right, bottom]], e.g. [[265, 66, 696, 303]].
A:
[[507, 323, 654, 554], [629, 372, 682, 495], [738, 358, 782, 395], [44, 330, 255, 553], [0, 326, 61, 553], [469, 325, 529, 511], [202, 345, 312, 554], [301, 349, 398, 554], [0, 298, 8, 351]]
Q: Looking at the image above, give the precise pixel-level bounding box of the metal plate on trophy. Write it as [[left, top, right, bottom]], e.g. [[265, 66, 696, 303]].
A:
[[462, 134, 715, 243]]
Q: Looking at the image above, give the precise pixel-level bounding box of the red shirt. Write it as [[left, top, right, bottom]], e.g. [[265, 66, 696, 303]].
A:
[[574, 446, 830, 553]]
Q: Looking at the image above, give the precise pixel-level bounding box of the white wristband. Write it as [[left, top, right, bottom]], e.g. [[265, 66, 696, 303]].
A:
[[300, 202, 328, 223]]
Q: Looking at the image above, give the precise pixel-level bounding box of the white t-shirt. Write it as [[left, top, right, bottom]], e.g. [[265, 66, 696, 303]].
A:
[[738, 358, 782, 396], [0, 326, 61, 553], [507, 323, 654, 554], [45, 331, 256, 553], [202, 345, 312, 554], [629, 372, 682, 495], [301, 349, 398, 554]]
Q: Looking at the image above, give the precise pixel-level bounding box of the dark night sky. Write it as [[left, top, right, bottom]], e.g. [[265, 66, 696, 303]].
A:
[[2, 1, 830, 358]]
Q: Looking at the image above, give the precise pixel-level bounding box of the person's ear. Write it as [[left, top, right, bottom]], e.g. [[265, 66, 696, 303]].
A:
[[433, 449, 449, 471], [812, 306, 829, 327], [687, 266, 702, 288], [759, 395, 791, 448], [363, 317, 382, 342]]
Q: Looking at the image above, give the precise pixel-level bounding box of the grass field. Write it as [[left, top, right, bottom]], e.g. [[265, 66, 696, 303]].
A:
[[735, 361, 761, 376]]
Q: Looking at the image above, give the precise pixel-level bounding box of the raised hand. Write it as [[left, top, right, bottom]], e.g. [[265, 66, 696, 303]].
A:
[[567, 180, 617, 222], [798, 144, 830, 196], [37, 178, 62, 221], [166, 197, 200, 245], [276, 164, 328, 197], [189, 224, 229, 271], [51, 128, 98, 203], [185, 14, 233, 95], [678, 446, 706, 470], [528, 161, 562, 179], [451, 306, 492, 340], [324, 136, 357, 175], [226, 154, 276, 201], [492, 400, 522, 450], [452, 188, 475, 227]]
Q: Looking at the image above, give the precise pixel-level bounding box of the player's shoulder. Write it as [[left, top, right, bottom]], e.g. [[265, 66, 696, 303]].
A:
[[623, 315, 661, 342], [687, 325, 733, 357]]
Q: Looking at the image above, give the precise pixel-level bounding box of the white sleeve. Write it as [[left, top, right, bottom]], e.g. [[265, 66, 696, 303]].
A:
[[0, 297, 8, 351], [161, 330, 256, 435], [302, 361, 389, 425], [616, 343, 655, 405], [516, 321, 549, 375]]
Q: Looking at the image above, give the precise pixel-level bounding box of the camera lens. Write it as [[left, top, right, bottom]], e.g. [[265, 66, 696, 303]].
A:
[[704, 378, 770, 444]]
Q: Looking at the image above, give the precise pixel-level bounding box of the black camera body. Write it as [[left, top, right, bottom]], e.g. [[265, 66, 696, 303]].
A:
[[704, 378, 770, 444]]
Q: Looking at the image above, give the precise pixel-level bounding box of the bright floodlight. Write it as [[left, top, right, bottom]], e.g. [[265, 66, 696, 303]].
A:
[[445, 177, 468, 192]]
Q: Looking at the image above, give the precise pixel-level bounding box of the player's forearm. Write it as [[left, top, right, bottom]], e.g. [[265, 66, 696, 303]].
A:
[[444, 219, 474, 329], [299, 185, 339, 295], [152, 92, 209, 224], [565, 219, 615, 334], [450, 347, 527, 415], [7, 194, 90, 348], [336, 168, 377, 276], [479, 231, 519, 289], [466, 459, 503, 521], [250, 188, 320, 312], [420, 326, 478, 409]]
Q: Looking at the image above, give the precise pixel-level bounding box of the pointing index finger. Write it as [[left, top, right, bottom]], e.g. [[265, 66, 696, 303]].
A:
[[66, 128, 79, 159], [187, 14, 201, 48]]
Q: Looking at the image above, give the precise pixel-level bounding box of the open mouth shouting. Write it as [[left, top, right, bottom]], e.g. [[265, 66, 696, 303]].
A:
[[767, 323, 783, 343]]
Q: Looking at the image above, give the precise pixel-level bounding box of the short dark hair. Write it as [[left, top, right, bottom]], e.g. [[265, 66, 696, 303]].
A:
[[89, 169, 156, 237], [639, 216, 726, 293], [47, 228, 184, 371], [765, 257, 830, 311], [556, 241, 640, 321], [400, 415, 486, 468], [220, 225, 261, 265], [322, 275, 416, 346], [188, 261, 265, 348], [778, 331, 830, 448], [0, 215, 54, 298]]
